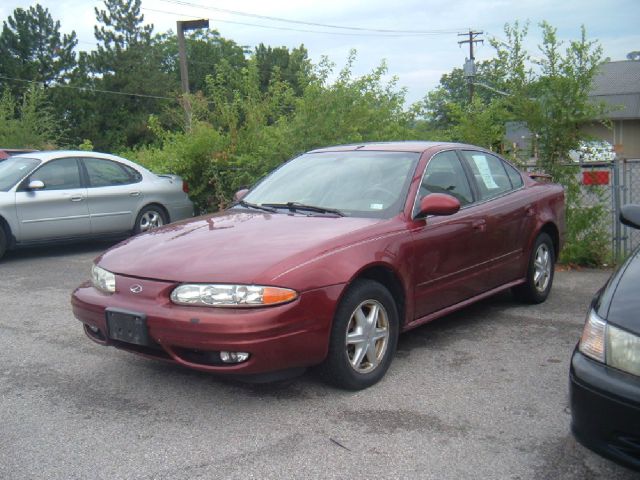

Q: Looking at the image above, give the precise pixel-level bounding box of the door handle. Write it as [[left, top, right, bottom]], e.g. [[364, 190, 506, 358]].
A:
[[129, 191, 141, 197], [70, 195, 84, 202], [472, 219, 486, 231]]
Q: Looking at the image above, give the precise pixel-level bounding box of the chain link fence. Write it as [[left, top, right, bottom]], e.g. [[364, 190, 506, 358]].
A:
[[616, 159, 640, 258], [526, 158, 640, 263], [572, 158, 638, 262]]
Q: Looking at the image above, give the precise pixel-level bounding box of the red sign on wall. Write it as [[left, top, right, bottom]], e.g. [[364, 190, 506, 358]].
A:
[[582, 171, 610, 186]]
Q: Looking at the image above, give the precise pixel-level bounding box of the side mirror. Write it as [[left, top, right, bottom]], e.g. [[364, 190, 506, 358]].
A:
[[416, 193, 461, 218], [620, 204, 640, 230], [28, 180, 45, 190], [234, 188, 249, 202]]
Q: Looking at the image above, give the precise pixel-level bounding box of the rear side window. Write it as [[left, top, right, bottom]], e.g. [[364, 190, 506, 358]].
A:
[[84, 158, 141, 187], [504, 162, 524, 188], [418, 151, 473, 206], [461, 151, 512, 201]]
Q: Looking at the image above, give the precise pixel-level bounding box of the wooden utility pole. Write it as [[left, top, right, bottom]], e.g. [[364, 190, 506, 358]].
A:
[[177, 19, 209, 131], [458, 30, 483, 102]]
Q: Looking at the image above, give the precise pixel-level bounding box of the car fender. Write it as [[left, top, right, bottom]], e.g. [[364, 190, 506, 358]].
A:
[[526, 185, 565, 259], [0, 199, 20, 244], [269, 225, 415, 322]]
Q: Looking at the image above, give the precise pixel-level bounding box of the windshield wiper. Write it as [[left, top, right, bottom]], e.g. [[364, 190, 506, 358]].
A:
[[237, 200, 277, 213], [262, 202, 345, 217]]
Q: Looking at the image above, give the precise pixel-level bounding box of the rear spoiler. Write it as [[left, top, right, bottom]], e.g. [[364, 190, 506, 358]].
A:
[[157, 174, 181, 183], [528, 172, 553, 182]]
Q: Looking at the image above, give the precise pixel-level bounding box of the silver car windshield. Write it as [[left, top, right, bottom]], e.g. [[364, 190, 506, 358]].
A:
[[243, 151, 420, 218], [0, 157, 41, 191]]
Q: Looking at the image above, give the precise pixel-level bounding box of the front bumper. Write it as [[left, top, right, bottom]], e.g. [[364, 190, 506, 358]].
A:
[[569, 347, 640, 471], [72, 274, 344, 376]]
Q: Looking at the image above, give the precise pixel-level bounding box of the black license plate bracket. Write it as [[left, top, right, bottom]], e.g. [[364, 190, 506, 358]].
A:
[[106, 308, 149, 346]]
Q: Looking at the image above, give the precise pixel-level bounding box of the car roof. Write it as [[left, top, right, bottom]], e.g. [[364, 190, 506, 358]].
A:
[[12, 150, 150, 173], [306, 141, 477, 154], [13, 150, 119, 161]]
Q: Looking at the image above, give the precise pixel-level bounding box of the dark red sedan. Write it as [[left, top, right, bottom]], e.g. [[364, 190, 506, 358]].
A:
[[72, 142, 565, 389]]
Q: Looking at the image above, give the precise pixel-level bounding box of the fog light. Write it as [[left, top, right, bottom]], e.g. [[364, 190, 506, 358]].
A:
[[87, 324, 99, 333], [220, 351, 250, 363]]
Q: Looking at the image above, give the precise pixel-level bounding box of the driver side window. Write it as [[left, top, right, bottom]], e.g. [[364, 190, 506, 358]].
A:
[[29, 158, 82, 191], [418, 151, 473, 207]]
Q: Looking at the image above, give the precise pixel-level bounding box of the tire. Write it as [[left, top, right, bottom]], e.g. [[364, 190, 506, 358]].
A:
[[318, 279, 399, 390], [134, 205, 167, 234], [0, 226, 6, 260], [512, 232, 555, 304]]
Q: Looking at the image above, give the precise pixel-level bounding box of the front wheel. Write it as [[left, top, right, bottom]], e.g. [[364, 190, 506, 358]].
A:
[[318, 279, 399, 390], [0, 226, 7, 260], [513, 232, 555, 304], [134, 205, 167, 234]]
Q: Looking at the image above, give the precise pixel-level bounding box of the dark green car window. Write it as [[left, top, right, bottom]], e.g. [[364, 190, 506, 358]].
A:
[[84, 157, 141, 187], [30, 158, 82, 191]]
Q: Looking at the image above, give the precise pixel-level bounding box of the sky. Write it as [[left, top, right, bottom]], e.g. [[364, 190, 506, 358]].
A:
[[1, 0, 639, 104]]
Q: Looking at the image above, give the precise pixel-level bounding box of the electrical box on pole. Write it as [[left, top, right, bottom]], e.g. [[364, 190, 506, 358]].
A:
[[458, 30, 483, 102]]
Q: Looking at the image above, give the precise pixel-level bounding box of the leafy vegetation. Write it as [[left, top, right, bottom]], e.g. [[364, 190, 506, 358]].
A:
[[0, 2, 615, 264]]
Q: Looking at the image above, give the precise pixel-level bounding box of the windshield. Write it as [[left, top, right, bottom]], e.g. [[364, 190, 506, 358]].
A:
[[0, 157, 41, 191], [242, 151, 420, 218]]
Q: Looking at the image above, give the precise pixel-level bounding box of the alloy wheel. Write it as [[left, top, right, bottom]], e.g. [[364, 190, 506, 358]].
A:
[[533, 243, 551, 292], [139, 211, 164, 231], [345, 300, 390, 374]]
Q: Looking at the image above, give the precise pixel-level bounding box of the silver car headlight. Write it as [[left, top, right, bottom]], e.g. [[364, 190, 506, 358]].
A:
[[579, 309, 640, 377], [171, 284, 297, 307], [91, 264, 116, 293]]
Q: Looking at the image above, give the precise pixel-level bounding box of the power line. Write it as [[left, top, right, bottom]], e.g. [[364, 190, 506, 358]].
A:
[[143, 7, 453, 37], [152, 1, 466, 36], [0, 74, 177, 101]]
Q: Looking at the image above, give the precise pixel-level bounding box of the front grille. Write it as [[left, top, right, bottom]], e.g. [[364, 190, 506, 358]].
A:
[[112, 339, 171, 360]]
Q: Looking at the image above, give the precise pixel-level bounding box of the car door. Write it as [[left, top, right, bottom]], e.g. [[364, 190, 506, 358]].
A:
[[81, 157, 144, 234], [410, 150, 491, 319], [14, 157, 90, 241], [459, 150, 535, 288]]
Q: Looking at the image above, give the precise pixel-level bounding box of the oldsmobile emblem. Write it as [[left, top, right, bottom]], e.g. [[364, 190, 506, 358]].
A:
[[130, 284, 143, 294]]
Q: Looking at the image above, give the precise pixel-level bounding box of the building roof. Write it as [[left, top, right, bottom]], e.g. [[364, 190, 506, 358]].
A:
[[590, 61, 640, 119]]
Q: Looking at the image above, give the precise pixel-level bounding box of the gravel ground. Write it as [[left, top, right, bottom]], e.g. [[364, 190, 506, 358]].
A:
[[0, 241, 636, 479]]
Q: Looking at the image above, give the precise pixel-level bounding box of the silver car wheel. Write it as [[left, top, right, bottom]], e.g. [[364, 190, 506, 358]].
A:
[[533, 243, 551, 292], [345, 300, 390, 374], [139, 210, 164, 232]]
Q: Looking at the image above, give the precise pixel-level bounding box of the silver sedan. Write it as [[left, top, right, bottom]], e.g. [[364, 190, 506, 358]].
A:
[[0, 151, 194, 259]]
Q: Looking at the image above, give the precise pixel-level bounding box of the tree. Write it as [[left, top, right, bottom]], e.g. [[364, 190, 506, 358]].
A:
[[0, 85, 59, 148], [627, 51, 640, 61], [83, 0, 177, 149], [420, 58, 507, 130], [0, 4, 77, 95], [155, 29, 248, 95], [253, 43, 312, 95]]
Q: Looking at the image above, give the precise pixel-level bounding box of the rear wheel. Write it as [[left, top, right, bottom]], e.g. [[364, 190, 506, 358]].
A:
[[134, 205, 167, 234], [513, 232, 555, 304], [318, 279, 399, 390]]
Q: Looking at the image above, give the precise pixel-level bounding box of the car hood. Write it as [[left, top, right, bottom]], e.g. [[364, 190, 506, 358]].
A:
[[97, 209, 383, 284], [602, 247, 640, 335]]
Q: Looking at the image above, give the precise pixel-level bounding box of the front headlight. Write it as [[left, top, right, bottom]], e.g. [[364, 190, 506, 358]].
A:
[[91, 264, 115, 293], [607, 324, 640, 376], [579, 308, 640, 377], [170, 284, 298, 307]]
